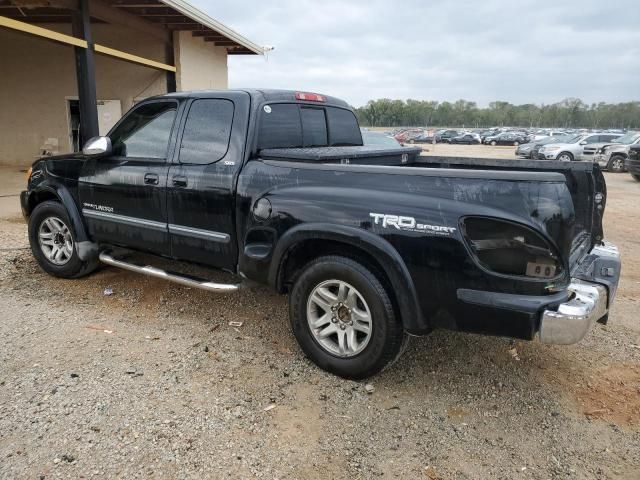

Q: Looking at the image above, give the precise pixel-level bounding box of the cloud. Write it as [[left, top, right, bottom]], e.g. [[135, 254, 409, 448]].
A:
[[190, 0, 640, 106]]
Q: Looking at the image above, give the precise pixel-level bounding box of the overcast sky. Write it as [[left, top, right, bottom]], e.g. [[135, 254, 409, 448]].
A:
[[191, 0, 640, 107]]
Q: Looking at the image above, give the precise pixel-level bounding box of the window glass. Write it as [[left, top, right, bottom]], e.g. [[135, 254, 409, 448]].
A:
[[110, 102, 177, 159], [258, 104, 302, 149], [326, 108, 362, 146], [179, 99, 234, 164], [257, 104, 362, 150], [585, 136, 600, 144], [301, 107, 328, 147]]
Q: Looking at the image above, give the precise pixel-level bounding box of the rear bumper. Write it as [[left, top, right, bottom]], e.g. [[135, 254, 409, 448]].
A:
[[455, 242, 620, 344], [538, 281, 608, 344], [540, 242, 620, 344]]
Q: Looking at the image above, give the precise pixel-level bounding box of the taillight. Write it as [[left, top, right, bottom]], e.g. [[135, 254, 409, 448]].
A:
[[461, 217, 561, 279], [295, 92, 326, 102]]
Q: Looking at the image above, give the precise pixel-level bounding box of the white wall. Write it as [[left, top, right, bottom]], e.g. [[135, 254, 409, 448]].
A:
[[174, 31, 228, 92]]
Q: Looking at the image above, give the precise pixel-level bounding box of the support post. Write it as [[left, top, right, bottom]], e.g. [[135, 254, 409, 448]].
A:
[[166, 32, 177, 93], [71, 0, 99, 146]]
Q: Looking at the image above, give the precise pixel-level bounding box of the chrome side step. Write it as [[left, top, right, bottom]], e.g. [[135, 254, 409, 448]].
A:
[[98, 252, 241, 293]]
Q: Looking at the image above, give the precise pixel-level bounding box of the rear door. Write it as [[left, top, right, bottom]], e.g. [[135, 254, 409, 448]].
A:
[[166, 92, 250, 270], [79, 100, 180, 255]]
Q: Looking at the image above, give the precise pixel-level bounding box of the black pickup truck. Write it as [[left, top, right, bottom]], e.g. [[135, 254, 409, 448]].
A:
[[21, 89, 621, 379]]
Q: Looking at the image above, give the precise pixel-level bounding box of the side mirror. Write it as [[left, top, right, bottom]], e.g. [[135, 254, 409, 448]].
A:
[[82, 136, 112, 156], [579, 141, 587, 145]]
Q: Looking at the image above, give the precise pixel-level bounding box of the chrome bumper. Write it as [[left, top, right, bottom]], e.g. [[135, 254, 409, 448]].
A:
[[539, 281, 608, 344], [539, 242, 620, 345]]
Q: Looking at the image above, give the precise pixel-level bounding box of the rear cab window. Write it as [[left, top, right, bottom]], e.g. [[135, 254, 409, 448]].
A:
[[258, 103, 362, 150]]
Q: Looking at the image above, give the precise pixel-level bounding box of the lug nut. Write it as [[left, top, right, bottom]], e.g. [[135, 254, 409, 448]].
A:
[[331, 317, 337, 323], [340, 324, 346, 330]]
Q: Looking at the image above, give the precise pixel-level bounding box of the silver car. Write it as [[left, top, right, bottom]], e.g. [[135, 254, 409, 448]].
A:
[[538, 133, 622, 161], [590, 132, 640, 172]]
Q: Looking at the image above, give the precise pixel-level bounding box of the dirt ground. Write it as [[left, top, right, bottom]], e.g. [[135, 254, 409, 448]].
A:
[[0, 150, 639, 479]]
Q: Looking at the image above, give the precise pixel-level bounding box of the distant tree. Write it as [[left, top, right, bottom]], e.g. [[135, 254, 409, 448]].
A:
[[354, 98, 640, 129]]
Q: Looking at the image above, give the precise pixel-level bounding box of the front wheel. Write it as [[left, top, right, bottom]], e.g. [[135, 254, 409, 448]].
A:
[[28, 200, 98, 278], [607, 155, 626, 173], [557, 152, 574, 162], [289, 256, 406, 379]]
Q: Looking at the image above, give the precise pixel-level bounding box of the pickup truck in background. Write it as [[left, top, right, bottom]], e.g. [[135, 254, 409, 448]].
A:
[[21, 89, 621, 379]]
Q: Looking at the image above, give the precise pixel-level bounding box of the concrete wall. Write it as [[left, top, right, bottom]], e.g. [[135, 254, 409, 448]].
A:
[[174, 31, 228, 91], [0, 24, 232, 167]]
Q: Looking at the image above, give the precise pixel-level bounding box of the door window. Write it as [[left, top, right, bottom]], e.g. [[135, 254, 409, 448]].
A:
[[179, 99, 235, 164], [110, 102, 177, 159]]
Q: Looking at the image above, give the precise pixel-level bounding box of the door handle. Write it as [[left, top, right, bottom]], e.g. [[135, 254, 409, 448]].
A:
[[144, 173, 159, 185], [172, 175, 188, 188]]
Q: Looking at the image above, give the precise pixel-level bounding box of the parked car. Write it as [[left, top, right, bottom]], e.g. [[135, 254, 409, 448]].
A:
[[538, 133, 623, 161], [449, 133, 481, 144], [20, 89, 620, 379], [395, 129, 424, 144], [588, 131, 640, 172], [484, 132, 527, 146], [435, 129, 460, 143], [479, 129, 500, 141], [626, 145, 640, 182], [531, 130, 568, 141], [361, 130, 403, 147]]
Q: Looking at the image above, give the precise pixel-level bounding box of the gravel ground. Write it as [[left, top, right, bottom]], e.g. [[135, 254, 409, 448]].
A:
[[0, 160, 639, 479]]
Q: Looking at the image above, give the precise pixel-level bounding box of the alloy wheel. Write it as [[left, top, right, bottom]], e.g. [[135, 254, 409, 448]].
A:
[[38, 216, 74, 265], [306, 279, 373, 357]]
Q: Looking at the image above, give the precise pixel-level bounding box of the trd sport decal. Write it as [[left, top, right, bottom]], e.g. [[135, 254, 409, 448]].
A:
[[369, 213, 456, 236]]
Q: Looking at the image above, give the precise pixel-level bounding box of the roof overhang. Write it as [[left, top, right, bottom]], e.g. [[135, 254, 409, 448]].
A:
[[0, 0, 264, 55]]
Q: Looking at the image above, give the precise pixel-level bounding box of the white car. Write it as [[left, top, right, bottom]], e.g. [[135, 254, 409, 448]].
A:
[[537, 133, 622, 161]]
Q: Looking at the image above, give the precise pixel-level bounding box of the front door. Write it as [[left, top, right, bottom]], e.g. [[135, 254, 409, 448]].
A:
[[79, 100, 180, 255], [167, 93, 248, 270]]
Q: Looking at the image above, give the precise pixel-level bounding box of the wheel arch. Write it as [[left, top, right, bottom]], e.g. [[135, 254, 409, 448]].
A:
[[26, 185, 96, 259], [269, 223, 426, 333]]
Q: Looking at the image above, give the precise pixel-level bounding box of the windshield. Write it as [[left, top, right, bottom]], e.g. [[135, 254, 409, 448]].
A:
[[361, 131, 401, 147], [612, 132, 640, 145]]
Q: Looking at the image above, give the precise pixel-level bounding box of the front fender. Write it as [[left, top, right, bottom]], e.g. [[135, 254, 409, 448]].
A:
[[23, 184, 97, 260], [269, 223, 426, 333]]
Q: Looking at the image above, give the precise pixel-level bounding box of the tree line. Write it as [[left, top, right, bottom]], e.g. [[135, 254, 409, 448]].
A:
[[354, 98, 640, 129]]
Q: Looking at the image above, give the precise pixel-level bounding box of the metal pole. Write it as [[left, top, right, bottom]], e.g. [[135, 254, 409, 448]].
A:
[[72, 0, 99, 146]]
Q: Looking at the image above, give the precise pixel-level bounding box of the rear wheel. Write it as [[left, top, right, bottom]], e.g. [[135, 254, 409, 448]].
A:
[[490, 140, 497, 146], [607, 155, 626, 173], [289, 256, 406, 379], [28, 201, 98, 278], [557, 152, 574, 162]]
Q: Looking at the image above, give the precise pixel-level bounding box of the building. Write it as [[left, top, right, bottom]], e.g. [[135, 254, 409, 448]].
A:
[[0, 0, 264, 167]]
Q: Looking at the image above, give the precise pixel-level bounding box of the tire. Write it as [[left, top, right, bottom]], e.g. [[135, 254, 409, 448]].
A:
[[28, 200, 98, 279], [490, 140, 497, 146], [289, 255, 406, 379], [607, 155, 626, 173], [557, 152, 574, 162], [632, 174, 640, 182]]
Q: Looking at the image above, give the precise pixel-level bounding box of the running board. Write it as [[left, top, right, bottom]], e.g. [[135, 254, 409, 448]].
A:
[[98, 252, 241, 293]]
